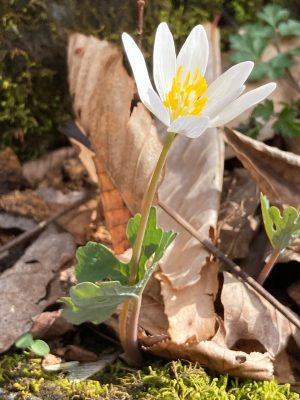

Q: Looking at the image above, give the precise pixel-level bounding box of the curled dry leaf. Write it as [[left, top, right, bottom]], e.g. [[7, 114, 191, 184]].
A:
[[221, 272, 300, 383], [143, 338, 274, 380], [221, 273, 297, 356], [68, 33, 162, 253], [223, 127, 300, 207]]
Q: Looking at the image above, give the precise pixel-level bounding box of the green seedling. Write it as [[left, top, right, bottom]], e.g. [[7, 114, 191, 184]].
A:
[[258, 193, 300, 284], [15, 333, 50, 357]]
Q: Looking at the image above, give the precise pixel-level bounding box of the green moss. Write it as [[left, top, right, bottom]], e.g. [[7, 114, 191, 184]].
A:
[[0, 353, 299, 400]]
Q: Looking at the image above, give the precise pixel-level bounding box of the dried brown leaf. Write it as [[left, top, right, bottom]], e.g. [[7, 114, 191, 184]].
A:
[[223, 127, 300, 207], [218, 168, 259, 259], [156, 261, 219, 343], [0, 148, 27, 195], [144, 338, 274, 380], [0, 225, 75, 352]]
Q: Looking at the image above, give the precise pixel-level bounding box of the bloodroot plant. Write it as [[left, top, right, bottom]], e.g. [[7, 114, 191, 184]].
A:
[[258, 193, 300, 285], [61, 23, 276, 366]]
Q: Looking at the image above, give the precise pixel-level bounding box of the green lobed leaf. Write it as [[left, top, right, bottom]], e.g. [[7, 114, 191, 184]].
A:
[[127, 207, 176, 280], [249, 62, 270, 81], [289, 47, 300, 57], [253, 99, 274, 121], [267, 53, 293, 80], [15, 333, 34, 349], [29, 340, 50, 357], [75, 242, 129, 285], [273, 104, 300, 138], [229, 33, 267, 63], [260, 193, 300, 250], [258, 5, 289, 28], [278, 20, 300, 37]]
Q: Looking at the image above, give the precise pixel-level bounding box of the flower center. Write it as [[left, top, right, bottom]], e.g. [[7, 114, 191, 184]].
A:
[[163, 66, 208, 121]]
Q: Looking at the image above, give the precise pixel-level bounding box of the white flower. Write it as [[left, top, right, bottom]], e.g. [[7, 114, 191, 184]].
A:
[[122, 23, 276, 138]]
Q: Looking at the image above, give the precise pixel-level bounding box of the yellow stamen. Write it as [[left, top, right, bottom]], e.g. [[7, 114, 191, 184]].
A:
[[163, 65, 208, 121]]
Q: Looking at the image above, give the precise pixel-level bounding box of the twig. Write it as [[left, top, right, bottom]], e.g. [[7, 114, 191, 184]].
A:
[[136, 0, 146, 49], [0, 190, 95, 256], [159, 200, 300, 331]]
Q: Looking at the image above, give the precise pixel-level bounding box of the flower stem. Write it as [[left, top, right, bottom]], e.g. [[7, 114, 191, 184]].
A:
[[118, 131, 176, 365], [256, 248, 281, 285]]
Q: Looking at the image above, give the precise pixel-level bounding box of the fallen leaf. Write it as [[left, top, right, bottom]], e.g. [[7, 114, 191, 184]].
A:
[[64, 345, 98, 362], [31, 310, 74, 340], [143, 338, 274, 380], [67, 351, 120, 380], [0, 148, 28, 195], [22, 147, 76, 188], [0, 225, 75, 352], [0, 212, 37, 232], [0, 190, 51, 221], [218, 168, 259, 259], [223, 127, 300, 207], [221, 272, 296, 356]]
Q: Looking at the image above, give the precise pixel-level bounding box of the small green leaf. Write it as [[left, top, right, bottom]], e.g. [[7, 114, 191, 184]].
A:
[[15, 333, 34, 349], [289, 47, 300, 56], [249, 63, 270, 81], [267, 53, 293, 80], [258, 5, 289, 28], [253, 99, 274, 121], [260, 193, 300, 250], [30, 340, 50, 357], [75, 242, 129, 285], [229, 33, 267, 62], [273, 104, 300, 138], [278, 20, 300, 37]]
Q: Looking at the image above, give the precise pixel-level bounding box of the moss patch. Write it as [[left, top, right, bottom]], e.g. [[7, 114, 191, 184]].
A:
[[0, 353, 299, 400]]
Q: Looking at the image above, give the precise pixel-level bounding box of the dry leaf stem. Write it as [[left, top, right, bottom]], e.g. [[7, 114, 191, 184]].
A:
[[256, 248, 281, 285], [159, 200, 300, 331], [119, 132, 176, 366], [136, 0, 146, 49]]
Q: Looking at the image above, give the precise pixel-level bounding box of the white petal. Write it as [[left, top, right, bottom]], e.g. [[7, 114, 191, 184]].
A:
[[176, 25, 209, 80], [205, 61, 254, 101], [153, 22, 176, 101], [203, 86, 245, 118], [122, 33, 170, 126], [209, 82, 276, 127], [168, 116, 210, 138]]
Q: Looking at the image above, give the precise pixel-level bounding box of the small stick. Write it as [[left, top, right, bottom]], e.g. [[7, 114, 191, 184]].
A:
[[0, 190, 95, 256], [136, 0, 146, 49], [257, 248, 281, 285], [159, 200, 300, 331]]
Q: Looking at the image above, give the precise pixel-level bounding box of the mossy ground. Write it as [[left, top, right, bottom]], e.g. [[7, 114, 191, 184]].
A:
[[0, 353, 299, 400]]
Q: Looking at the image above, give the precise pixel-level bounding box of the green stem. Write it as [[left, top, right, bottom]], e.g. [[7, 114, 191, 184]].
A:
[[118, 131, 176, 365], [129, 131, 176, 285], [256, 248, 281, 285]]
